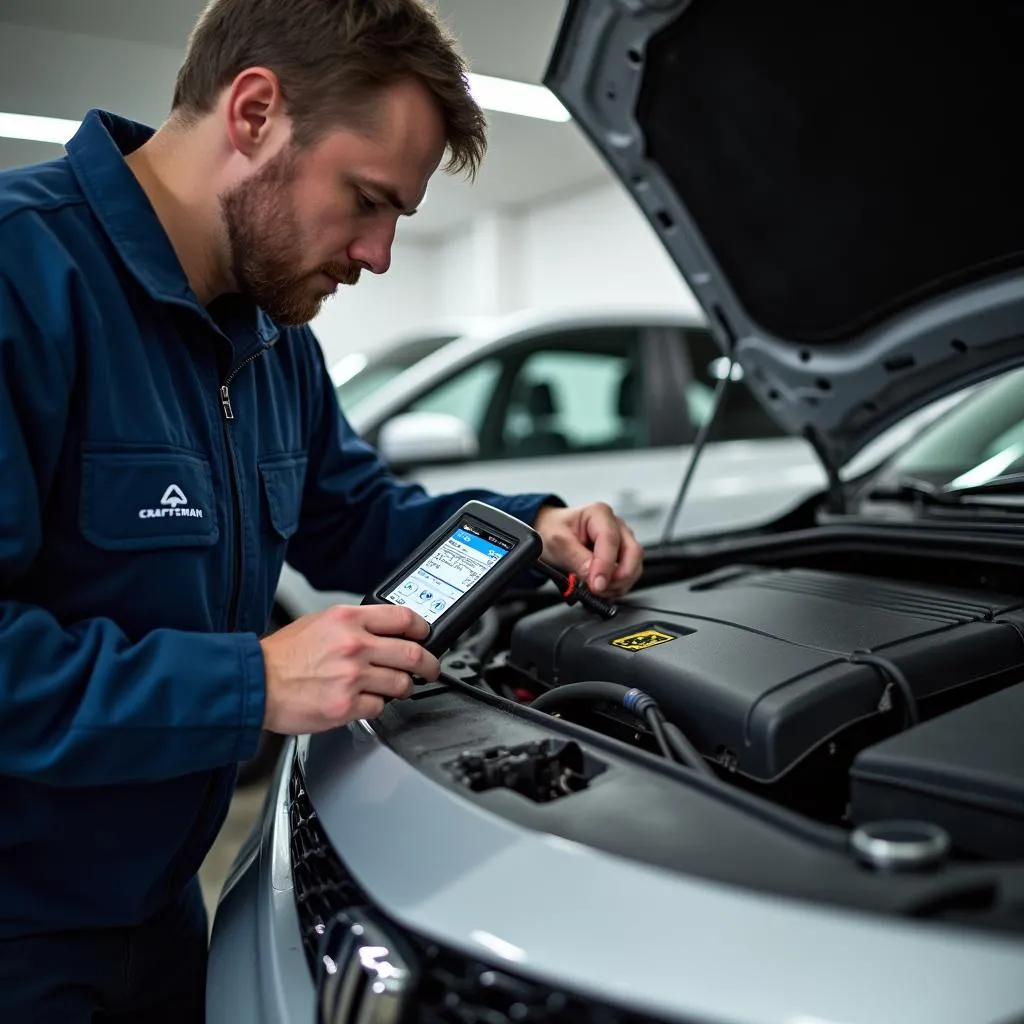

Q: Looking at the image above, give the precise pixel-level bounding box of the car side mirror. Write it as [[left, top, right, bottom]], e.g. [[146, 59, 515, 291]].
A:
[[377, 411, 480, 470]]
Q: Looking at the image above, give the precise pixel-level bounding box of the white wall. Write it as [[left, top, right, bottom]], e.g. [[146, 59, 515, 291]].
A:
[[0, 22, 180, 125], [516, 181, 699, 315], [428, 179, 700, 326], [433, 230, 480, 318], [433, 210, 523, 319]]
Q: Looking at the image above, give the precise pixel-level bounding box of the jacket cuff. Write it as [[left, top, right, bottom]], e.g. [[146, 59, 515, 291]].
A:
[[481, 493, 567, 590], [235, 632, 268, 763], [487, 492, 566, 526]]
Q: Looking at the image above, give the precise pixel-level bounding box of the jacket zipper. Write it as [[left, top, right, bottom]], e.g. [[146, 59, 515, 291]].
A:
[[219, 350, 265, 632]]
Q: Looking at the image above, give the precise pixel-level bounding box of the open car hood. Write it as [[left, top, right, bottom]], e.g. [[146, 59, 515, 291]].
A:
[[544, 0, 1024, 471]]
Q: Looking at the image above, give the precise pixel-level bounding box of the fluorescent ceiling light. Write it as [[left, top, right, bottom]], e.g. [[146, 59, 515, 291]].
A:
[[468, 73, 571, 122], [0, 75, 568, 147], [0, 111, 81, 145]]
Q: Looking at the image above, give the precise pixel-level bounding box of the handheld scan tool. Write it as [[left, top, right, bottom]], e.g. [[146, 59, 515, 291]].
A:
[[363, 501, 543, 656]]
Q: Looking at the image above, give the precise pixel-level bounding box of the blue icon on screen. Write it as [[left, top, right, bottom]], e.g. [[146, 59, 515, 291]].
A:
[[420, 590, 434, 602], [431, 599, 446, 614]]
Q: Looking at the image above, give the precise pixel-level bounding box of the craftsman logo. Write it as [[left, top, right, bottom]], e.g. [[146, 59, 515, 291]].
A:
[[138, 483, 204, 519], [161, 484, 187, 507], [610, 628, 676, 651]]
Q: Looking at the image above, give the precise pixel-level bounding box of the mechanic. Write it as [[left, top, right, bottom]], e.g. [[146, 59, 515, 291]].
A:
[[0, 1, 643, 1020]]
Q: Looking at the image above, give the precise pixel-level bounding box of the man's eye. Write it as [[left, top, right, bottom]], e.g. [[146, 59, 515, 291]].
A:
[[357, 192, 379, 213]]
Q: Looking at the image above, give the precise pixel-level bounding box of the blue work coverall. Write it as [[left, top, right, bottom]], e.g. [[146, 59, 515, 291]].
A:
[[0, 108, 552, 1021]]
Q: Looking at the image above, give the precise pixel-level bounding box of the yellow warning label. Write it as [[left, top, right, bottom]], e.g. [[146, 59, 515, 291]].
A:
[[610, 629, 676, 652]]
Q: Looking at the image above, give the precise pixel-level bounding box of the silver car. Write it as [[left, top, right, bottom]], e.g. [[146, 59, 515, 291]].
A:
[[210, 1, 1024, 1021]]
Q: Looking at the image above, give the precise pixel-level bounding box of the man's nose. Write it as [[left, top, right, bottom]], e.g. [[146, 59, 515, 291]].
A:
[[349, 222, 396, 276]]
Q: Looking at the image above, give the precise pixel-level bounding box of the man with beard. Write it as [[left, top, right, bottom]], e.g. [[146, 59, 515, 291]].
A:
[[0, 0, 643, 1020]]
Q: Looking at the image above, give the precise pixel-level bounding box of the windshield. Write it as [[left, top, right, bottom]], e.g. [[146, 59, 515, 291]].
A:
[[868, 367, 1024, 491], [337, 365, 414, 408], [335, 334, 459, 411]]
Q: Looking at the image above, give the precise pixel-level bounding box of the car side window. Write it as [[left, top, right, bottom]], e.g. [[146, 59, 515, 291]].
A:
[[484, 328, 645, 460], [682, 329, 787, 441], [403, 358, 503, 437]]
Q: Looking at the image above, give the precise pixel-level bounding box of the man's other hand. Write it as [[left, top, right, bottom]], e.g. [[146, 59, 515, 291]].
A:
[[260, 604, 440, 735], [534, 502, 643, 598]]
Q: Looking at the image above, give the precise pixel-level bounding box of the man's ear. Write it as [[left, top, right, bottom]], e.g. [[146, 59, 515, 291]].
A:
[[224, 68, 289, 159]]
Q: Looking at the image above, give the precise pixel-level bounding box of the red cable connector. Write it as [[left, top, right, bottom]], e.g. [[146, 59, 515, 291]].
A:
[[537, 561, 618, 618]]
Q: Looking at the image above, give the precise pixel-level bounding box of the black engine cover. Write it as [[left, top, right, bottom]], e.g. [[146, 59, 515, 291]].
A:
[[509, 567, 1024, 783]]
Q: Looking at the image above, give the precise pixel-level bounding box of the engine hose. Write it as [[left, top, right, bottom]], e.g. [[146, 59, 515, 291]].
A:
[[641, 706, 676, 763], [530, 680, 645, 714], [661, 719, 715, 779], [530, 681, 712, 777]]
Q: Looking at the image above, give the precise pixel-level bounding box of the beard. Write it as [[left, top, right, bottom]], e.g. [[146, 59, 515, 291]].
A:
[[219, 146, 361, 326]]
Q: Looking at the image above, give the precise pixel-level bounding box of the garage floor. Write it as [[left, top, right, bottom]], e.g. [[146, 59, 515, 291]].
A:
[[198, 781, 269, 918]]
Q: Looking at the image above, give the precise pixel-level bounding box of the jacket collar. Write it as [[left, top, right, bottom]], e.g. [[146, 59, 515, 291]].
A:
[[66, 108, 279, 348]]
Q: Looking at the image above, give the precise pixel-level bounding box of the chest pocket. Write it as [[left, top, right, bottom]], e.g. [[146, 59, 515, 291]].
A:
[[80, 444, 219, 550], [258, 453, 308, 540]]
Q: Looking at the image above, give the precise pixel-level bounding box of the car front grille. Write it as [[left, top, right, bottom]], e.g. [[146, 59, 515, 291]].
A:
[[289, 757, 684, 1024], [289, 762, 364, 965]]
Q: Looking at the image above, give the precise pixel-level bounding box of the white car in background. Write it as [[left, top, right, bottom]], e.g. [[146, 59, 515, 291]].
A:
[[274, 304, 828, 623], [325, 316, 494, 408]]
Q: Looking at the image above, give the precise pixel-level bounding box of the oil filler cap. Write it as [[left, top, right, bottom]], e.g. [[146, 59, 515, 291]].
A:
[[850, 820, 951, 872]]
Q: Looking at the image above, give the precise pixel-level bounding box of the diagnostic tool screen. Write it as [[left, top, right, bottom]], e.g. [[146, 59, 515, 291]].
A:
[[383, 519, 515, 624]]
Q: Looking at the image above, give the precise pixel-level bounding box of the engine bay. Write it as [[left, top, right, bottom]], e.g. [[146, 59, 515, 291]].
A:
[[461, 542, 1024, 869]]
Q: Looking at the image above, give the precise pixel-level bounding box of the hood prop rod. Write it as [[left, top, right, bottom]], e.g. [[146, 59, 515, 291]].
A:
[[660, 360, 735, 545], [803, 426, 846, 514]]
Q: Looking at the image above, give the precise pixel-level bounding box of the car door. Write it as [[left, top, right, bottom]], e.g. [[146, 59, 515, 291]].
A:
[[383, 324, 690, 542]]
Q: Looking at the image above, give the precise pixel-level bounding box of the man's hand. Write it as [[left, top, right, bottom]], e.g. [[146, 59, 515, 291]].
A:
[[260, 604, 440, 735], [534, 502, 643, 598]]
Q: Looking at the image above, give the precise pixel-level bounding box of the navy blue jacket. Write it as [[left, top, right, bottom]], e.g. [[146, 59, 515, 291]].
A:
[[0, 110, 552, 937]]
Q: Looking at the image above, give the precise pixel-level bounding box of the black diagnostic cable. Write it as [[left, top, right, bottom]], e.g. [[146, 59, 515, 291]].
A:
[[536, 560, 618, 618], [530, 680, 715, 778]]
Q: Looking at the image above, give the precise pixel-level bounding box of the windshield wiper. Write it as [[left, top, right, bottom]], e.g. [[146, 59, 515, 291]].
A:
[[864, 476, 956, 504], [865, 473, 1024, 507], [945, 471, 1024, 497]]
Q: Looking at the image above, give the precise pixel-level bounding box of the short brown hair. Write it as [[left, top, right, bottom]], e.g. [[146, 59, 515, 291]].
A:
[[172, 0, 487, 178]]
